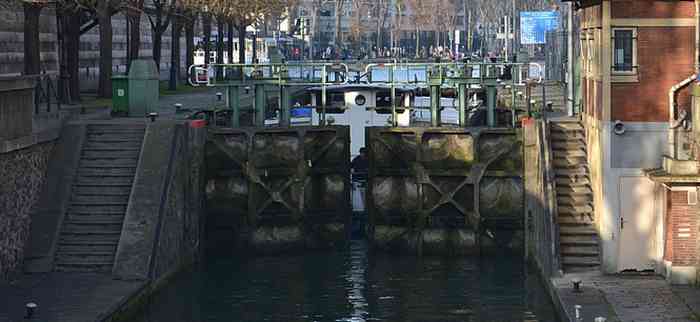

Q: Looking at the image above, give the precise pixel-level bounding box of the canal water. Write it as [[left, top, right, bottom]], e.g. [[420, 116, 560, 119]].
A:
[[133, 241, 558, 322]]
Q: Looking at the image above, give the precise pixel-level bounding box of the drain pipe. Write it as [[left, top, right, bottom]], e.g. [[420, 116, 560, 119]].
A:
[[668, 0, 700, 159]]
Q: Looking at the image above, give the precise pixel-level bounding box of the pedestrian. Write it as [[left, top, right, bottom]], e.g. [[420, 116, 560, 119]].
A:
[[351, 147, 369, 212]]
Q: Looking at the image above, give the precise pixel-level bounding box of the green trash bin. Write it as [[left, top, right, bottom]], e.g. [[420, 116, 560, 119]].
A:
[[128, 59, 159, 117], [111, 75, 129, 116]]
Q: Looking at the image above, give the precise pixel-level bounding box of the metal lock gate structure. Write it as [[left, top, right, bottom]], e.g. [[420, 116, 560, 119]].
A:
[[206, 126, 351, 252], [366, 127, 524, 255]]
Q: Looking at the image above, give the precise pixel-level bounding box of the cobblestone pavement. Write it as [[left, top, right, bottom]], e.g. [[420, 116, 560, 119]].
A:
[[553, 273, 700, 322], [0, 273, 143, 322]]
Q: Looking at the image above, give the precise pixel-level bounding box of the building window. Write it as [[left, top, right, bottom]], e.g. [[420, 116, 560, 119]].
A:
[[612, 28, 637, 74]]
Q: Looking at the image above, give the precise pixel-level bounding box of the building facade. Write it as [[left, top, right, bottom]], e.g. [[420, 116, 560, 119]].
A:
[[569, 0, 700, 284]]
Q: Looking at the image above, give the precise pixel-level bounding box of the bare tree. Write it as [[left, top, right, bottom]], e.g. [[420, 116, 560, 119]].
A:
[[125, 0, 145, 65], [406, 0, 432, 57]]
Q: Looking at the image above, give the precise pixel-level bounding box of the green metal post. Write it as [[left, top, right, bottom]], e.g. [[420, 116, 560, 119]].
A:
[[390, 65, 397, 127], [280, 85, 291, 127], [228, 86, 240, 127], [321, 66, 327, 126], [254, 83, 265, 127], [458, 83, 468, 127], [511, 85, 517, 128], [430, 84, 441, 127], [486, 85, 497, 127]]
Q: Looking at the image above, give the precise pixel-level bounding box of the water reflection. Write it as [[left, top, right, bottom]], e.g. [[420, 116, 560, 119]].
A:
[[134, 241, 557, 322]]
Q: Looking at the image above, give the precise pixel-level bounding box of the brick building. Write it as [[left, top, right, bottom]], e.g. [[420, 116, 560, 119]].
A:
[[565, 0, 700, 284]]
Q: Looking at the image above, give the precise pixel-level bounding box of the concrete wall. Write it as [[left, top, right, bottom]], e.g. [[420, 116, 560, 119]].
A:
[[0, 77, 35, 141], [0, 142, 54, 281], [524, 119, 561, 278], [113, 122, 205, 282]]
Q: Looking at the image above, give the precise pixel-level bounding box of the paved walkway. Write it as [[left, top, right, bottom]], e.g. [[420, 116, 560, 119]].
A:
[[0, 273, 143, 322], [552, 272, 700, 322]]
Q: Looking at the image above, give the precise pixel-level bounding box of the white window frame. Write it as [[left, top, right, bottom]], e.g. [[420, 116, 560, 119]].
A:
[[611, 27, 638, 77]]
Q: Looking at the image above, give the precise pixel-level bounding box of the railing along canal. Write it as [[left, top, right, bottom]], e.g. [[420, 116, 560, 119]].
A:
[[187, 61, 543, 129]]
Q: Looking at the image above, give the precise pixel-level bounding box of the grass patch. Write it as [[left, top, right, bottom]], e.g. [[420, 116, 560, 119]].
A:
[[159, 81, 210, 96]]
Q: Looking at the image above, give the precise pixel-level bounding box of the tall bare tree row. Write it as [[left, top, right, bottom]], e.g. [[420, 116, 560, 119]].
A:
[[13, 0, 298, 98]]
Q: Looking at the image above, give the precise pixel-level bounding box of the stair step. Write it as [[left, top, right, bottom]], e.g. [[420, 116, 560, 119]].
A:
[[551, 132, 586, 141], [80, 159, 140, 167], [551, 122, 584, 131], [59, 235, 120, 244], [82, 147, 141, 152], [554, 168, 589, 176], [62, 222, 123, 233], [558, 214, 595, 225], [83, 138, 142, 150], [557, 195, 593, 205], [561, 248, 599, 257], [56, 242, 118, 253], [552, 149, 587, 158], [86, 134, 144, 142], [71, 185, 132, 196], [71, 195, 129, 204], [87, 126, 145, 134], [54, 262, 113, 273], [560, 226, 597, 235], [553, 157, 586, 167], [77, 168, 136, 176], [60, 230, 122, 236], [557, 186, 593, 195], [555, 177, 590, 186], [552, 141, 586, 150], [55, 252, 115, 262], [561, 256, 601, 267], [68, 205, 127, 213], [559, 205, 594, 215], [74, 176, 134, 186], [81, 150, 140, 159]]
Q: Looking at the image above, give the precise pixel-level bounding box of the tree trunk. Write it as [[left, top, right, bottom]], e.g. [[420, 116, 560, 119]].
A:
[[252, 31, 257, 63], [168, 11, 181, 91], [238, 24, 246, 64], [415, 29, 420, 57], [216, 19, 224, 79], [227, 23, 234, 63], [23, 3, 42, 75], [334, 0, 343, 45], [216, 19, 224, 65], [128, 10, 141, 65], [203, 14, 212, 66], [66, 12, 81, 101], [185, 14, 195, 72], [97, 1, 113, 98]]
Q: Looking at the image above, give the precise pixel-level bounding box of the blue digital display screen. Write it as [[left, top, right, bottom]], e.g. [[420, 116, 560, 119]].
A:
[[520, 11, 559, 45]]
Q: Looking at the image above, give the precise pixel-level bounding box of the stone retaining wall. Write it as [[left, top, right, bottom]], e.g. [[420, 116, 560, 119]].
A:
[[0, 142, 54, 281]]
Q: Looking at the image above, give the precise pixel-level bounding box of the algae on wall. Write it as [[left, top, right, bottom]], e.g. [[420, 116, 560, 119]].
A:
[[0, 142, 54, 281]]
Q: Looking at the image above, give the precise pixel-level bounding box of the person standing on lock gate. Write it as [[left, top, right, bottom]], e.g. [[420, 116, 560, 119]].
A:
[[351, 148, 369, 212]]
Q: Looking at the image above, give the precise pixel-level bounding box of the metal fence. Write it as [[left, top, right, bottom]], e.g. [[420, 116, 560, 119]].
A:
[[34, 74, 60, 114], [545, 31, 568, 83]]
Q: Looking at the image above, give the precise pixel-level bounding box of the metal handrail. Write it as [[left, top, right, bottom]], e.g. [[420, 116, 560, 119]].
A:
[[187, 62, 351, 87]]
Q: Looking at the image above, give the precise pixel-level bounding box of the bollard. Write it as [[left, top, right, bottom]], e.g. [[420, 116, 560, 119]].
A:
[[148, 112, 158, 122], [174, 103, 182, 111], [574, 305, 582, 322], [216, 92, 223, 101], [572, 278, 583, 292], [24, 302, 37, 320]]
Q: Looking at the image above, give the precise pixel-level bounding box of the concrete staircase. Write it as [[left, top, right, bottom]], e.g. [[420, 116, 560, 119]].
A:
[[550, 120, 601, 272], [54, 124, 145, 272]]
